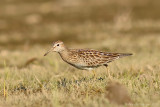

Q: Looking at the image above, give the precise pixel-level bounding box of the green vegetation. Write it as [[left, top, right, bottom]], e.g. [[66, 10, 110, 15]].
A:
[[0, 0, 160, 107]]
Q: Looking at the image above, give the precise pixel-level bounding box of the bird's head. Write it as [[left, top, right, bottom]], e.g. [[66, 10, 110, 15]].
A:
[[44, 40, 66, 56]]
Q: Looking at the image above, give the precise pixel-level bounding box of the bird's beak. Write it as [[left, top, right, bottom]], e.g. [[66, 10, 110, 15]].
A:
[[44, 47, 54, 56]]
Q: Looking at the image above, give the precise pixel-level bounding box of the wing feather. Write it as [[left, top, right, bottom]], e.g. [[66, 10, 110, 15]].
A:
[[77, 49, 132, 66]]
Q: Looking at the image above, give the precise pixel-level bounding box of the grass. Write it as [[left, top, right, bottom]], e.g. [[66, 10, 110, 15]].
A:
[[0, 0, 160, 107], [0, 36, 160, 107]]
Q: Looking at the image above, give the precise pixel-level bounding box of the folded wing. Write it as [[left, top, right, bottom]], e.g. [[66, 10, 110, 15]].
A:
[[78, 49, 132, 66]]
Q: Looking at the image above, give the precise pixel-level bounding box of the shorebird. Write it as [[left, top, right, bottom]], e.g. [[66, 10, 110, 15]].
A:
[[44, 40, 132, 78]]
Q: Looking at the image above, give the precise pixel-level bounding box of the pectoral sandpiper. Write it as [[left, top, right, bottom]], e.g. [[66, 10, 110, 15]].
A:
[[44, 40, 132, 78]]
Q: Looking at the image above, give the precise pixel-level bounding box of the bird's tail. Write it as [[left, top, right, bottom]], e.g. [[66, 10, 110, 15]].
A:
[[118, 53, 133, 58], [103, 52, 133, 63]]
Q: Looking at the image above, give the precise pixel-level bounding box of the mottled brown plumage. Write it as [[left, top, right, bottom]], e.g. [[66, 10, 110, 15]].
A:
[[44, 40, 132, 71]]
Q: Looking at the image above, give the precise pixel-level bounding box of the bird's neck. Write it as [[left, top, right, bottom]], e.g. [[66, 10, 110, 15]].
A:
[[58, 48, 70, 60]]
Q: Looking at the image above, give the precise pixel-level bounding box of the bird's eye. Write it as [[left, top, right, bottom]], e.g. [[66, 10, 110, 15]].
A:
[[57, 44, 59, 46]]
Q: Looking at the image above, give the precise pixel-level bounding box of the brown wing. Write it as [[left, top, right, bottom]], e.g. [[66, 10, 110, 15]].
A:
[[78, 49, 132, 66]]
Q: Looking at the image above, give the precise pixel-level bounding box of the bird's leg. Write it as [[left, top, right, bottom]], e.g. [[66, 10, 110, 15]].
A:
[[92, 70, 96, 79], [104, 64, 112, 79], [107, 67, 111, 79]]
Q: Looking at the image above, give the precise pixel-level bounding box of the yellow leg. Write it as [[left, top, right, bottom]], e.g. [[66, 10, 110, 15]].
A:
[[106, 67, 112, 79], [92, 70, 96, 79]]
